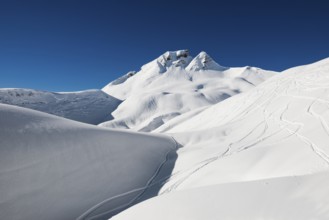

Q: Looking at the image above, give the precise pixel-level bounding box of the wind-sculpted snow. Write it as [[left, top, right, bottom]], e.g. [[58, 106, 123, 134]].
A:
[[0, 88, 121, 124], [0, 104, 176, 220], [101, 50, 276, 131]]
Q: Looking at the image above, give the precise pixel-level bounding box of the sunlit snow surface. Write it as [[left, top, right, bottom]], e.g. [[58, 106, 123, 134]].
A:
[[113, 58, 329, 220]]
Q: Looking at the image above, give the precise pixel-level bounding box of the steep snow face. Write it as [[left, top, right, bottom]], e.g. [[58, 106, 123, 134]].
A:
[[0, 88, 121, 124], [0, 104, 176, 220], [101, 50, 277, 131]]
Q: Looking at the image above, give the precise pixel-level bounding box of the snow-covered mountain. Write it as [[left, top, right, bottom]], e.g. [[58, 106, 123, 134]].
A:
[[0, 88, 120, 124], [0, 50, 275, 129], [101, 50, 276, 131], [113, 57, 329, 219], [2, 50, 329, 220]]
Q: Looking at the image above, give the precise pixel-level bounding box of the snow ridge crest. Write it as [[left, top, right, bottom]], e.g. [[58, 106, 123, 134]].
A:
[[141, 50, 224, 73]]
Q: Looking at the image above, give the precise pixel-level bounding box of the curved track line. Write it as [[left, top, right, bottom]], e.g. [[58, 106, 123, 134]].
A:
[[77, 137, 178, 220]]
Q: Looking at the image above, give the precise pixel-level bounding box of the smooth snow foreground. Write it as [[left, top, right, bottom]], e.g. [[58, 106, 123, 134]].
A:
[[113, 171, 329, 220], [0, 104, 176, 220], [113, 57, 329, 219]]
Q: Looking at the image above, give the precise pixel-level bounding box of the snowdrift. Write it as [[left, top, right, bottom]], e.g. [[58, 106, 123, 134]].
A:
[[0, 104, 176, 220]]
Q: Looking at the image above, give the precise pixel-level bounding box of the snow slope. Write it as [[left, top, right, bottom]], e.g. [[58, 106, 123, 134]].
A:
[[151, 57, 329, 189], [0, 88, 120, 124], [101, 50, 276, 131], [113, 171, 329, 220], [0, 104, 176, 220], [113, 57, 329, 219]]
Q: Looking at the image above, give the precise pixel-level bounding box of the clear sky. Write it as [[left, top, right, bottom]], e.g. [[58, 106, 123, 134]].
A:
[[0, 0, 328, 91]]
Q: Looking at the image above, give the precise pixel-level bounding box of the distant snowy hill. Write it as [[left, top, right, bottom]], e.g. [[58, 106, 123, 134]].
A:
[[113, 57, 329, 219], [101, 50, 277, 131], [0, 104, 176, 220], [0, 88, 120, 124]]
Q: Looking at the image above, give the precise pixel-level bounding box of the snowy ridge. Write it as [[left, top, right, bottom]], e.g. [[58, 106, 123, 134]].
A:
[[107, 71, 136, 86], [0, 88, 120, 124], [141, 50, 193, 73]]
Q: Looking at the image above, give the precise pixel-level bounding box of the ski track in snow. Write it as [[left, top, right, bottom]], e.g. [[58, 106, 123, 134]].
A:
[[160, 99, 282, 192], [161, 74, 329, 191], [77, 136, 178, 220], [272, 78, 329, 164]]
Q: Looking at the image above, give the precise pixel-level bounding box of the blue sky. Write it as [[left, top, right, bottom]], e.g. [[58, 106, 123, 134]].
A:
[[0, 0, 328, 91]]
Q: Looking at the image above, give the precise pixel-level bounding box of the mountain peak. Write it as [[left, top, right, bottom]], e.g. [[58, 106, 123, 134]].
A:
[[186, 51, 225, 71], [142, 50, 225, 73], [140, 49, 193, 73], [157, 49, 193, 71]]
